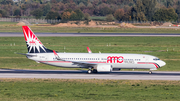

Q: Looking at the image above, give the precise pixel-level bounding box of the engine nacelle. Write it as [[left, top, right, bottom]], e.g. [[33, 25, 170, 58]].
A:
[[112, 68, 121, 71], [96, 65, 112, 72]]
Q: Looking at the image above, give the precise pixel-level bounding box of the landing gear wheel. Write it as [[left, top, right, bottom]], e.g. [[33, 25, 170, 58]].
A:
[[92, 69, 98, 73], [87, 69, 92, 74], [149, 71, 152, 74]]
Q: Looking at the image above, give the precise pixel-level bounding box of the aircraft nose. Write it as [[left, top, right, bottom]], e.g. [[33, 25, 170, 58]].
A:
[[158, 60, 166, 67]]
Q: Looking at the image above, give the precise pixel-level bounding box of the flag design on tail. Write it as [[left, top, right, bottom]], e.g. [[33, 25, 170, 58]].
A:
[[22, 26, 53, 53]]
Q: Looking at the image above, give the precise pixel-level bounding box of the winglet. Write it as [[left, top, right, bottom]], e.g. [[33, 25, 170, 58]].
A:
[[87, 47, 92, 53], [53, 50, 61, 60]]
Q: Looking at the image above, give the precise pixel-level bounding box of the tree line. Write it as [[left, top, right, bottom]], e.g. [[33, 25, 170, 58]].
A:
[[0, 0, 180, 22]]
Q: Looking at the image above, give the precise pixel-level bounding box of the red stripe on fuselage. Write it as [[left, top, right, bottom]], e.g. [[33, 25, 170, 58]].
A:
[[137, 62, 159, 68]]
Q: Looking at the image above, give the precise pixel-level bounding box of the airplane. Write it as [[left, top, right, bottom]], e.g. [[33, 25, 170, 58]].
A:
[[22, 26, 166, 74]]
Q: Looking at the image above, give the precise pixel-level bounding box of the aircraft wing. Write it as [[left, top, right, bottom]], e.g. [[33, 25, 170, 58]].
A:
[[53, 50, 97, 67], [71, 61, 97, 66]]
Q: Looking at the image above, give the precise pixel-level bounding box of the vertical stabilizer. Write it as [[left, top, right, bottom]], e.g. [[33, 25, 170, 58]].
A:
[[22, 26, 53, 53]]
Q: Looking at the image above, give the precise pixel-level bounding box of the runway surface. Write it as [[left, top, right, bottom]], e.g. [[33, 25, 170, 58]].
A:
[[1, 32, 180, 37], [0, 69, 180, 80]]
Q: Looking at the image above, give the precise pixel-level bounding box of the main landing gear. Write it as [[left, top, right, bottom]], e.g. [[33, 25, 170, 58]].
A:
[[87, 69, 92, 74], [87, 67, 97, 74]]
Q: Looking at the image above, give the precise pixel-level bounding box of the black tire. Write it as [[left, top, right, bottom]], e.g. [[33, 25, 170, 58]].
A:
[[87, 70, 92, 74], [92, 69, 98, 73]]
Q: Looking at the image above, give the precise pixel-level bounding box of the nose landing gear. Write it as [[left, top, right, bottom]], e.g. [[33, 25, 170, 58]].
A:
[[149, 70, 152, 74]]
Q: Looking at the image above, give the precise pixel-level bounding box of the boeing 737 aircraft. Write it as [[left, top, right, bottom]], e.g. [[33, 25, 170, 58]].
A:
[[22, 26, 166, 74]]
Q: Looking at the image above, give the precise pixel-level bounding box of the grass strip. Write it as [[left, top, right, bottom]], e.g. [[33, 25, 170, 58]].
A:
[[0, 25, 180, 33], [0, 78, 180, 101]]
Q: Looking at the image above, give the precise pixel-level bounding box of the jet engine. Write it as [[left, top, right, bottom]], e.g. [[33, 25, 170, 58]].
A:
[[112, 68, 121, 71], [96, 65, 112, 72]]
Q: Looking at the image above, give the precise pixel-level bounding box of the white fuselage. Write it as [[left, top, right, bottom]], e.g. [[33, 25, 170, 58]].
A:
[[27, 53, 166, 70]]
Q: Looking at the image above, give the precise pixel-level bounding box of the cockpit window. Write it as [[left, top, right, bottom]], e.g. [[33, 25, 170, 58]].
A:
[[153, 58, 160, 61]]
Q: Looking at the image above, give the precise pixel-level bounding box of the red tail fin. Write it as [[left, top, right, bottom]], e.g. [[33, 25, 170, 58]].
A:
[[22, 26, 53, 53], [22, 26, 42, 44]]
